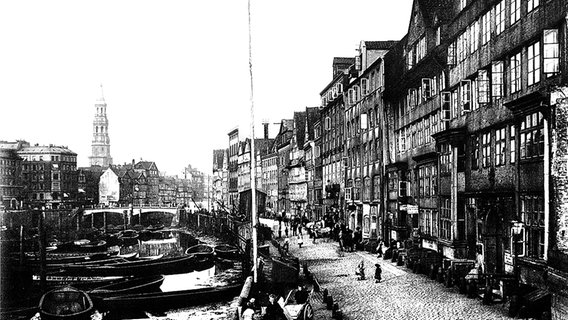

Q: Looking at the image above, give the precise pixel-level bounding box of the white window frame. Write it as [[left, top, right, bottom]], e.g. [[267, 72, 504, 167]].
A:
[[495, 1, 505, 35], [528, 41, 541, 86], [441, 91, 451, 121], [510, 0, 520, 25], [510, 52, 522, 94], [543, 29, 560, 77], [460, 80, 472, 113]]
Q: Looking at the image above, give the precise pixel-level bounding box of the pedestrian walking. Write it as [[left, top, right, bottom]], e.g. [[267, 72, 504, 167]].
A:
[[376, 240, 384, 258], [284, 226, 289, 237], [282, 237, 290, 253], [374, 263, 382, 283], [297, 235, 303, 248], [355, 259, 365, 280]]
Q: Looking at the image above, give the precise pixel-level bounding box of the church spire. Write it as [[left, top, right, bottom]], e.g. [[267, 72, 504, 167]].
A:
[[89, 83, 113, 167]]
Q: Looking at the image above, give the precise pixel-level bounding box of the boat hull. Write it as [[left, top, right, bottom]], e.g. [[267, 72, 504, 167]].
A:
[[99, 282, 243, 312], [38, 286, 94, 320]]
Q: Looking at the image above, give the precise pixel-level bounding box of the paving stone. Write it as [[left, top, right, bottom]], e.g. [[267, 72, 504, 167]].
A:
[[281, 236, 515, 320]]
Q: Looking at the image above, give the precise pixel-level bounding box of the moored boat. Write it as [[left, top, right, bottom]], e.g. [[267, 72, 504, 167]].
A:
[[57, 254, 196, 277], [38, 286, 94, 320], [214, 244, 241, 260], [88, 275, 164, 297], [185, 244, 214, 259], [98, 282, 243, 312]]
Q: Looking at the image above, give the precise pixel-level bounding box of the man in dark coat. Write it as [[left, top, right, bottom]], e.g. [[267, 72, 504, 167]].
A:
[[264, 294, 284, 320]]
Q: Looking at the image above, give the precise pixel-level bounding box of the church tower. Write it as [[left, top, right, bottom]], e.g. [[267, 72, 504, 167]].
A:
[[89, 84, 113, 167]]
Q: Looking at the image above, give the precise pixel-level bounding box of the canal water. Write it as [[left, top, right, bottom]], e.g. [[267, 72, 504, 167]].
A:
[[2, 229, 243, 320], [103, 231, 243, 320]]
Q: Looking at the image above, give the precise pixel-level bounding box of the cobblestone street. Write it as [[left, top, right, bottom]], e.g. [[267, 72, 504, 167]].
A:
[[284, 236, 515, 320]]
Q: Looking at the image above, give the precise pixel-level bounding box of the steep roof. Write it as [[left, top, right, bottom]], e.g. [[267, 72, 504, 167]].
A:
[[305, 107, 320, 142], [364, 41, 399, 50], [332, 57, 355, 65], [293, 111, 307, 147], [134, 161, 158, 171]]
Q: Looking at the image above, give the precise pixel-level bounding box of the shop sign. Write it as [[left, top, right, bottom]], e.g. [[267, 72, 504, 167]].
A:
[[407, 205, 418, 214], [443, 246, 454, 259], [422, 239, 438, 251]]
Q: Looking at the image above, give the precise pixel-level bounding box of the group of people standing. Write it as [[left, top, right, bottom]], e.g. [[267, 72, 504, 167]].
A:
[[333, 222, 362, 252]]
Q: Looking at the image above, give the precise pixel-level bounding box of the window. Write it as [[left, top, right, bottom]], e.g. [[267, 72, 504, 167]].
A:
[[424, 116, 431, 144], [407, 47, 415, 69], [416, 36, 427, 61], [478, 70, 490, 104], [510, 52, 522, 93], [363, 177, 371, 202], [460, 80, 472, 112], [448, 42, 456, 67], [527, 42, 541, 86], [325, 117, 331, 130], [482, 132, 491, 167], [440, 143, 451, 174], [422, 78, 432, 101], [520, 112, 544, 159], [440, 198, 452, 240], [521, 195, 545, 259], [459, 0, 467, 11], [481, 10, 491, 45], [361, 78, 369, 96], [436, 27, 441, 46], [471, 21, 479, 52], [451, 90, 459, 119], [492, 61, 504, 100], [471, 135, 479, 169], [495, 127, 506, 166], [510, 125, 516, 163], [510, 0, 520, 25], [527, 0, 539, 13], [543, 29, 559, 77], [373, 175, 380, 201], [495, 2, 505, 34]]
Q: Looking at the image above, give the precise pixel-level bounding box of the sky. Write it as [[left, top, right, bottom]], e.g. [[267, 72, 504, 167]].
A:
[[0, 0, 413, 176]]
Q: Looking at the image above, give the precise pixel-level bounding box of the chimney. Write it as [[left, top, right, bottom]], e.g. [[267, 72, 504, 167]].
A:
[[262, 121, 269, 140], [132, 159, 135, 165]]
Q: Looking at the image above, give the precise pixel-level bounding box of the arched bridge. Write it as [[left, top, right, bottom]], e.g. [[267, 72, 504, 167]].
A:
[[83, 206, 179, 216]]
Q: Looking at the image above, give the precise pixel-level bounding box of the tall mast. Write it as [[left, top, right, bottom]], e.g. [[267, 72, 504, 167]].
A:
[[247, 0, 258, 283]]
